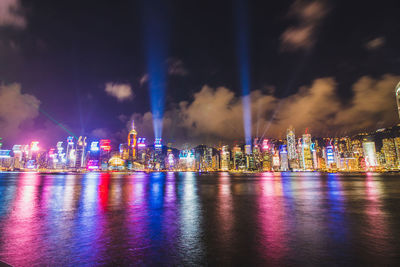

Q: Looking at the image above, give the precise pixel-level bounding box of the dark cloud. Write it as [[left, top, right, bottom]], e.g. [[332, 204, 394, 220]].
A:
[[0, 0, 25, 28], [166, 58, 188, 76], [280, 0, 330, 51]]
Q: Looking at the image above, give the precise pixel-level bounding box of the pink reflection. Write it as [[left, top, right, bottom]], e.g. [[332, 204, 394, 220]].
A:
[[257, 173, 287, 263], [1, 173, 44, 265], [165, 172, 176, 203], [63, 175, 77, 212], [217, 172, 233, 244], [98, 173, 111, 211], [364, 175, 390, 256]]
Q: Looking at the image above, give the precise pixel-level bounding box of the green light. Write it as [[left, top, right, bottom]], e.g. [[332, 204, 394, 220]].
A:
[[27, 99, 77, 139]]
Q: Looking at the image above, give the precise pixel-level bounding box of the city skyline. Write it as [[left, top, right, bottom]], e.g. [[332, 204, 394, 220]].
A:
[[2, 122, 400, 172]]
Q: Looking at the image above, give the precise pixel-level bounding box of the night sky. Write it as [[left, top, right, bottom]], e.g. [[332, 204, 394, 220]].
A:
[[1, 0, 400, 148]]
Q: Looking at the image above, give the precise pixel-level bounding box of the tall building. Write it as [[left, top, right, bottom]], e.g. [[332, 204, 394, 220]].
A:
[[396, 81, 400, 120], [272, 150, 280, 171], [382, 138, 397, 169], [302, 132, 313, 170], [99, 139, 111, 166], [220, 145, 230, 171], [311, 143, 318, 169], [128, 121, 137, 160], [287, 127, 296, 160], [395, 137, 400, 167], [325, 144, 335, 169], [153, 138, 163, 170], [362, 141, 378, 169], [280, 146, 289, 171], [244, 144, 251, 155], [75, 136, 87, 169], [232, 145, 242, 170], [137, 138, 147, 165], [66, 136, 75, 168]]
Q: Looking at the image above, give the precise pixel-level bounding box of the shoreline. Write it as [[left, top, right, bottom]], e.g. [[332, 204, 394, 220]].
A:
[[1, 170, 400, 175]]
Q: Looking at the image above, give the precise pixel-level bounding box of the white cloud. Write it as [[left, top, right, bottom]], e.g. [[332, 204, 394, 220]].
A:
[[105, 82, 133, 102], [0, 83, 40, 141], [365, 37, 385, 50], [280, 0, 329, 51], [139, 74, 149, 86], [0, 0, 25, 28]]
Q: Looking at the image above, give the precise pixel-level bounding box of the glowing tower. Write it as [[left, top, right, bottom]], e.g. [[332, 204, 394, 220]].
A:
[[287, 126, 297, 160], [128, 121, 137, 160]]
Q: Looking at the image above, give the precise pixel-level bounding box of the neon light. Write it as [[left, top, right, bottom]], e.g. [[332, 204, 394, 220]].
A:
[[0, 150, 11, 158], [262, 139, 269, 150], [310, 143, 315, 152], [90, 141, 100, 151], [138, 137, 146, 148], [87, 160, 99, 170], [49, 148, 55, 156], [154, 138, 162, 148], [100, 139, 111, 151], [67, 136, 74, 145], [30, 141, 39, 152], [326, 146, 335, 165]]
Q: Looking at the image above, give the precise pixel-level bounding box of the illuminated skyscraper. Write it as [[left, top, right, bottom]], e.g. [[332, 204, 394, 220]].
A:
[[362, 141, 378, 169], [280, 146, 289, 171], [232, 145, 242, 170], [311, 143, 318, 169], [287, 127, 296, 160], [382, 138, 397, 169], [272, 150, 280, 171], [12, 145, 22, 169], [394, 137, 400, 167], [287, 126, 299, 170], [66, 136, 75, 168], [75, 136, 87, 169], [297, 139, 304, 169], [302, 131, 313, 170], [396, 82, 400, 119], [220, 145, 230, 171], [325, 145, 335, 168], [137, 138, 147, 164], [128, 121, 137, 160]]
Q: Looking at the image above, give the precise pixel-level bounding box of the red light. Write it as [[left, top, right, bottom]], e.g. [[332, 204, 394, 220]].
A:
[[100, 139, 111, 151], [262, 139, 269, 151]]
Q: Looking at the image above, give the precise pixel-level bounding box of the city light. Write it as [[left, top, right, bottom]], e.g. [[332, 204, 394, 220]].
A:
[[100, 139, 111, 151], [0, 150, 11, 159], [0, 123, 399, 173], [154, 138, 162, 149], [30, 141, 39, 152], [90, 141, 100, 151], [262, 139, 269, 151], [138, 138, 146, 148]]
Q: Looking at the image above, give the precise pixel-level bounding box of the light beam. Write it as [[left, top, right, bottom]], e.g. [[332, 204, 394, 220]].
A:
[[235, 0, 252, 146]]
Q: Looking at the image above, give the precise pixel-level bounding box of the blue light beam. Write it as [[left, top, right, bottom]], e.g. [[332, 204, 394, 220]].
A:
[[235, 0, 252, 146], [143, 0, 168, 139]]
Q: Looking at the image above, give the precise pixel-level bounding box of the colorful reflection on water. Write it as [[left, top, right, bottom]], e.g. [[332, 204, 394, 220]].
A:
[[0, 172, 399, 266]]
